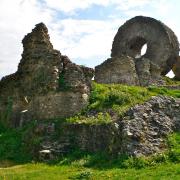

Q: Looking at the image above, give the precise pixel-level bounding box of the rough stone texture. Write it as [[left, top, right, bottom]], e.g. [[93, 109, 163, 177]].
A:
[[34, 96, 180, 160], [95, 56, 139, 85], [120, 96, 180, 156], [135, 57, 164, 86], [36, 123, 121, 161], [61, 55, 94, 93], [0, 23, 94, 127], [173, 56, 180, 80], [95, 16, 179, 86], [27, 92, 88, 121], [95, 56, 164, 86], [111, 16, 179, 75]]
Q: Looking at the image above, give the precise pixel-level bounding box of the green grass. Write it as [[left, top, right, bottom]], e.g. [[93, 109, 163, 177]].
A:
[[0, 130, 179, 179], [0, 163, 180, 180], [66, 82, 180, 124], [163, 76, 180, 86], [148, 86, 180, 98], [0, 81, 180, 179], [0, 122, 37, 164]]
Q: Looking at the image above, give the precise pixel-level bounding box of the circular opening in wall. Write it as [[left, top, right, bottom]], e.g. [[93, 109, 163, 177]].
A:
[[141, 43, 147, 56], [129, 37, 147, 59]]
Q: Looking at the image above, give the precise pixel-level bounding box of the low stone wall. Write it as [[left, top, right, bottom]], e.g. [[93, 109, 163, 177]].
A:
[[36, 96, 180, 161]]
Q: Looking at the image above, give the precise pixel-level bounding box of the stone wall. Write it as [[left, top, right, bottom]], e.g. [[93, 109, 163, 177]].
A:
[[173, 56, 180, 80], [111, 16, 179, 75], [95, 16, 179, 86], [95, 56, 164, 86], [95, 56, 139, 85], [35, 96, 180, 160], [120, 96, 180, 156], [0, 23, 94, 127]]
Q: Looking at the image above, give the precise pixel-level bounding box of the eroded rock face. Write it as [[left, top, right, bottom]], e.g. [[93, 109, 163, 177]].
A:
[[0, 23, 94, 127], [32, 96, 180, 159], [120, 96, 180, 156], [173, 56, 180, 80], [135, 57, 164, 86]]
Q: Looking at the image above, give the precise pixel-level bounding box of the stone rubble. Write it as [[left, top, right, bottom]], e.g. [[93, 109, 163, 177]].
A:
[[95, 56, 165, 86], [35, 96, 180, 161], [120, 96, 180, 156], [95, 56, 139, 85]]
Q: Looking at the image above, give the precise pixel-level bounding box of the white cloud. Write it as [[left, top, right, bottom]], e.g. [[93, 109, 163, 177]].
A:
[[44, 0, 111, 13], [0, 0, 54, 78], [115, 0, 151, 11], [49, 19, 123, 59], [44, 0, 152, 13], [0, 0, 179, 79], [0, 0, 125, 78]]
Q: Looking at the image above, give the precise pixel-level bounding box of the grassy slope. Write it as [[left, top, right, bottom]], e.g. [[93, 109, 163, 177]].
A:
[[0, 82, 180, 179], [67, 82, 180, 124]]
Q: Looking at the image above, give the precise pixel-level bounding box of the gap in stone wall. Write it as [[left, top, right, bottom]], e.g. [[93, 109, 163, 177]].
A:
[[141, 43, 147, 56], [166, 70, 175, 78]]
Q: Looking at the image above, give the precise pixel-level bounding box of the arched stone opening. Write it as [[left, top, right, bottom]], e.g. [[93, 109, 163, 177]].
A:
[[128, 37, 147, 59], [111, 16, 179, 75]]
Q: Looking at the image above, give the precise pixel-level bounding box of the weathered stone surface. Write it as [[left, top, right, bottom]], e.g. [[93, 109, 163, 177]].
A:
[[0, 23, 94, 127], [111, 16, 179, 75], [120, 96, 180, 156], [95, 16, 179, 86], [34, 96, 180, 159], [135, 57, 164, 86], [61, 55, 94, 93], [95, 56, 139, 85], [36, 122, 121, 159], [27, 92, 89, 120], [95, 56, 164, 86], [173, 56, 180, 80], [73, 96, 179, 156]]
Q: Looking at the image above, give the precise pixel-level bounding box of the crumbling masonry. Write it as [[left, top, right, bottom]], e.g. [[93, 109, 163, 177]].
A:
[[0, 23, 94, 126], [95, 16, 180, 85], [0, 16, 179, 127]]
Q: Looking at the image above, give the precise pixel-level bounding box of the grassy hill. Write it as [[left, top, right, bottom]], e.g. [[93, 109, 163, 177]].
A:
[[0, 81, 180, 179]]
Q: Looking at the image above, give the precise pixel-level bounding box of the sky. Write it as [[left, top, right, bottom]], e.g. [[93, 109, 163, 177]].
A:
[[0, 0, 180, 79]]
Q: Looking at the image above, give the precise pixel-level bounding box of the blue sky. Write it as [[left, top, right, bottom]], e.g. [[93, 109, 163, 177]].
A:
[[0, 0, 180, 78]]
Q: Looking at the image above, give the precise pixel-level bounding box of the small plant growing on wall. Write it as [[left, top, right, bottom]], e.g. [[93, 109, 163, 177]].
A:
[[58, 72, 70, 91], [0, 97, 13, 128]]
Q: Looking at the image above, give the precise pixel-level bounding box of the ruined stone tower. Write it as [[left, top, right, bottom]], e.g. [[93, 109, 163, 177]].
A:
[[0, 23, 94, 127], [95, 16, 179, 86]]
